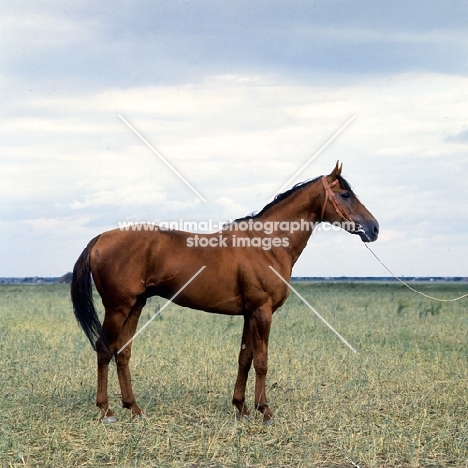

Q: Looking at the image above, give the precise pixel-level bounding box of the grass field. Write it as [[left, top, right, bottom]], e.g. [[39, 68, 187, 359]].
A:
[[0, 282, 467, 467]]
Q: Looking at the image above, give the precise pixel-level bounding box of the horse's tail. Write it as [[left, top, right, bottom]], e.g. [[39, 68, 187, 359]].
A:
[[70, 235, 104, 352]]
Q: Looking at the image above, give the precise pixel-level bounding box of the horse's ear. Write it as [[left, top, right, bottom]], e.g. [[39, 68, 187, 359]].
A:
[[329, 160, 342, 180]]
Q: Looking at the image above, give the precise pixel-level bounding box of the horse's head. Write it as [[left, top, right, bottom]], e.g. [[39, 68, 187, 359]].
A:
[[321, 161, 379, 242]]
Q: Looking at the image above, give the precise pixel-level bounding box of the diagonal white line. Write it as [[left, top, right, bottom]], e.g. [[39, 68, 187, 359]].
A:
[[117, 265, 206, 354], [269, 266, 357, 353], [118, 114, 207, 202], [364, 244, 468, 302], [273, 115, 356, 198]]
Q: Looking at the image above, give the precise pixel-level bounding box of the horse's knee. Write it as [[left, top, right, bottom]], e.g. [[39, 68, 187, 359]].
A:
[[238, 356, 252, 374], [253, 358, 268, 376]]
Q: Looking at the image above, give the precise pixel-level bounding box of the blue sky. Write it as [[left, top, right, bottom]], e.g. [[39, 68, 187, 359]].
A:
[[1, 0, 467, 276]]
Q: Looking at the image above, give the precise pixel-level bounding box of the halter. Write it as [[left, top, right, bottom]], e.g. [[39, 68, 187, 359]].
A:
[[320, 176, 355, 225]]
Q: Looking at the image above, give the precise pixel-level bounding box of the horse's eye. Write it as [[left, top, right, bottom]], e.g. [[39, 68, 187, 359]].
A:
[[341, 192, 351, 199]]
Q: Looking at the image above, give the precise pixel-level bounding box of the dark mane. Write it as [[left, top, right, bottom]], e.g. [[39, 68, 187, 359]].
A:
[[337, 175, 352, 191], [232, 175, 352, 223]]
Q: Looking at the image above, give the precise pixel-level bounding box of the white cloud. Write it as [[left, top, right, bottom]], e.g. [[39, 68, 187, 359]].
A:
[[1, 1, 467, 276]]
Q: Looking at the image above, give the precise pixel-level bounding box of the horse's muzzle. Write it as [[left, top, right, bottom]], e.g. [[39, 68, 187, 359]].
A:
[[354, 221, 379, 243]]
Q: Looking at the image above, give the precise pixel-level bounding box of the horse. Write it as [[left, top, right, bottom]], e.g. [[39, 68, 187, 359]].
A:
[[71, 161, 379, 424]]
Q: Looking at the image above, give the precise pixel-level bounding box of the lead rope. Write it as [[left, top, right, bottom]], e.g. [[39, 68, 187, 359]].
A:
[[364, 243, 468, 302]]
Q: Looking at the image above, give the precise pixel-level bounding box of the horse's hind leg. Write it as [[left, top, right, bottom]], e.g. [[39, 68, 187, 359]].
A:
[[114, 296, 147, 417], [95, 300, 143, 422], [96, 306, 129, 422], [96, 334, 115, 423]]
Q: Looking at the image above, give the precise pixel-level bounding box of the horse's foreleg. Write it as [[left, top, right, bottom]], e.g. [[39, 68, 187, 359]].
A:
[[232, 315, 253, 419], [115, 296, 146, 418], [250, 306, 273, 424]]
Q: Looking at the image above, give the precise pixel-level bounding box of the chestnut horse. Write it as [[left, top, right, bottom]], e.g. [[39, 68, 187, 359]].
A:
[[71, 162, 378, 424]]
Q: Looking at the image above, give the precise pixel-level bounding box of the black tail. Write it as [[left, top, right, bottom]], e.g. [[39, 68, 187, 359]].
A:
[[70, 235, 103, 352]]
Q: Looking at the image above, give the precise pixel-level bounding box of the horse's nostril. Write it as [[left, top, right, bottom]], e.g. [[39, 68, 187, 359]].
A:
[[373, 224, 379, 235]]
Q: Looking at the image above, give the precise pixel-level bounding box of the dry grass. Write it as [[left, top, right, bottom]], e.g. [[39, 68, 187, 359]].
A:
[[0, 282, 467, 467]]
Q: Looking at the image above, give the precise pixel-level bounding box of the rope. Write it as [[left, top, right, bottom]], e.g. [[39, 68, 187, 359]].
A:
[[364, 244, 468, 302]]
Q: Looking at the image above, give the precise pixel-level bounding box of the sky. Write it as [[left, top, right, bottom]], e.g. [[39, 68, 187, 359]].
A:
[[1, 0, 468, 277]]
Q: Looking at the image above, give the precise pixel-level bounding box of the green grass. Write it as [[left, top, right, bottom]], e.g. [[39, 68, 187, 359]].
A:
[[0, 282, 467, 467]]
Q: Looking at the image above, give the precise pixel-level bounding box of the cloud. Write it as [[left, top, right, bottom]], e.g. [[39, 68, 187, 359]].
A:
[[2, 0, 468, 94], [1, 1, 467, 276], [445, 129, 468, 144]]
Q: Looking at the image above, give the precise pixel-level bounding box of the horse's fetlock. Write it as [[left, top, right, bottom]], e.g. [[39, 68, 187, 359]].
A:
[[232, 396, 245, 406]]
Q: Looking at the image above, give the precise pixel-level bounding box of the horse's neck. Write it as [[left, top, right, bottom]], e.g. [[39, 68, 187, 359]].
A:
[[261, 181, 322, 224], [259, 181, 323, 265]]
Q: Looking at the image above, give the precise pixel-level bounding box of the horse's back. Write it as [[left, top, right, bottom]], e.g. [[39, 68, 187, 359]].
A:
[[89, 228, 246, 314]]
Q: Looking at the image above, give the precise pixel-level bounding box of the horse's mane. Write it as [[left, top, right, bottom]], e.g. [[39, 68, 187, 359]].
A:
[[231, 175, 352, 223]]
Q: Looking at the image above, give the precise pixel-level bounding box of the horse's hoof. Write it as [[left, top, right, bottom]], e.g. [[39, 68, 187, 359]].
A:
[[101, 416, 117, 424], [263, 411, 273, 426], [132, 413, 147, 421]]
